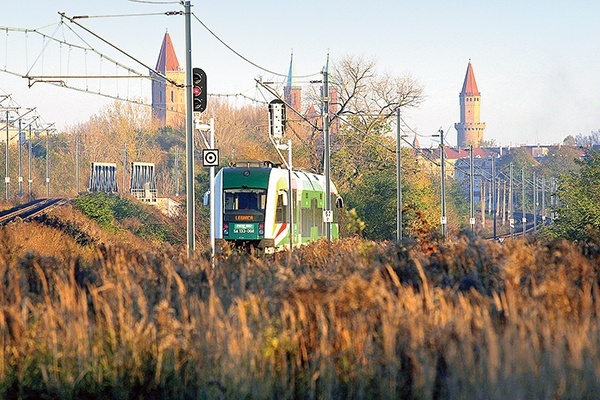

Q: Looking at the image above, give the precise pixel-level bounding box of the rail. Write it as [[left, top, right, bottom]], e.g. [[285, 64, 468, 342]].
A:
[[0, 198, 68, 226]]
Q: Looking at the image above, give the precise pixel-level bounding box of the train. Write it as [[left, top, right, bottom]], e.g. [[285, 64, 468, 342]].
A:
[[212, 160, 343, 252]]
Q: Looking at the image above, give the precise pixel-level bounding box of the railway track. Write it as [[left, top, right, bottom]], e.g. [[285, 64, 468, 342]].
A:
[[0, 198, 68, 226]]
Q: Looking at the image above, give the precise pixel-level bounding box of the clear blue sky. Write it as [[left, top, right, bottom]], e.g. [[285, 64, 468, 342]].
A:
[[1, 0, 598, 147]]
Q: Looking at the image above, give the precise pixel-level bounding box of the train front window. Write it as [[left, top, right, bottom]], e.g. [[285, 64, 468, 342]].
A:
[[224, 190, 267, 212]]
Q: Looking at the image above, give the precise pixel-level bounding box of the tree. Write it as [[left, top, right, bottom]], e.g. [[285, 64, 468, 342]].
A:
[[538, 145, 582, 178], [549, 149, 600, 241]]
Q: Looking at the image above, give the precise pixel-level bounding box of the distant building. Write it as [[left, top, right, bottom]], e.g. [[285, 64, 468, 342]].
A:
[[284, 53, 339, 135], [455, 61, 486, 147], [151, 32, 185, 128]]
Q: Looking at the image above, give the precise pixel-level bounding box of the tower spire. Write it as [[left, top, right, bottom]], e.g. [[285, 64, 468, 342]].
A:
[[286, 50, 294, 88]]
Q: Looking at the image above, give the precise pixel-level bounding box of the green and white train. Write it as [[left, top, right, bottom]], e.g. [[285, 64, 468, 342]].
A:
[[213, 160, 343, 252]]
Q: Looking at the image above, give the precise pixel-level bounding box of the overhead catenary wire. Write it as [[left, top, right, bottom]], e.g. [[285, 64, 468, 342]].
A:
[[192, 13, 320, 80]]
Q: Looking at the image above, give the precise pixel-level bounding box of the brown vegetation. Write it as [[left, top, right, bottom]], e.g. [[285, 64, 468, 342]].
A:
[[0, 207, 599, 399]]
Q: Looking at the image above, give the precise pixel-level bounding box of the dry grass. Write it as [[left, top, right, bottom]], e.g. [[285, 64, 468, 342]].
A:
[[0, 212, 599, 399]]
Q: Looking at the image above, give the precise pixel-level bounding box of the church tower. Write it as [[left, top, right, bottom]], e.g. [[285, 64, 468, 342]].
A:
[[455, 61, 485, 147], [283, 52, 302, 112], [152, 32, 185, 128]]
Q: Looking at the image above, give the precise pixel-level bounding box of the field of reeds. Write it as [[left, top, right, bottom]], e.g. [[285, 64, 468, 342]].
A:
[[1, 204, 600, 399]]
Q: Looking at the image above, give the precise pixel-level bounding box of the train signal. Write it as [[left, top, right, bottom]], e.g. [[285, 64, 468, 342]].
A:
[[268, 99, 286, 139], [192, 67, 207, 113], [203, 149, 219, 167]]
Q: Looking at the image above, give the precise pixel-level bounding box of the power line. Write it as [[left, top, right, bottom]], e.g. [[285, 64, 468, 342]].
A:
[[192, 13, 320, 80]]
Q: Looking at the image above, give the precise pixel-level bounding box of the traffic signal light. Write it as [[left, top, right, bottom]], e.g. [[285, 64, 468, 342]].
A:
[[192, 67, 207, 112]]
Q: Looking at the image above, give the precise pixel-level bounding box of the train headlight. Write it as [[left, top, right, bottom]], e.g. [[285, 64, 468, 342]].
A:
[[258, 223, 264, 236], [223, 223, 229, 236]]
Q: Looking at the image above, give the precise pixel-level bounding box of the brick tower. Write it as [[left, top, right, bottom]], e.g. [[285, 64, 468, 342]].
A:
[[152, 32, 185, 128], [455, 61, 486, 147]]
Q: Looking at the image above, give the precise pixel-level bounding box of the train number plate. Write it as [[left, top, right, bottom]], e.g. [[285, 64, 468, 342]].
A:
[[233, 223, 255, 234]]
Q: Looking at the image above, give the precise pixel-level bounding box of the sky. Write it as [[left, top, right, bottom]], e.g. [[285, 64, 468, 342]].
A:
[[0, 0, 598, 148]]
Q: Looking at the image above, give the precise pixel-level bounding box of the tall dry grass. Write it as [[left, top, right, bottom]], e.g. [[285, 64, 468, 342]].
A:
[[0, 217, 599, 398]]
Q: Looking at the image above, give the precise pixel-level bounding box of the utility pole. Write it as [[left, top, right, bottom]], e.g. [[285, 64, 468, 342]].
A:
[[184, 0, 195, 256], [28, 124, 32, 198], [533, 171, 537, 232], [18, 118, 23, 197], [5, 110, 9, 201], [322, 55, 332, 241], [123, 142, 127, 194], [396, 107, 403, 243], [509, 163, 514, 239], [439, 129, 447, 237], [469, 145, 475, 233], [75, 136, 80, 194], [541, 175, 546, 224], [175, 145, 180, 196], [522, 168, 526, 237], [491, 156, 497, 240], [501, 180, 506, 225], [45, 125, 53, 198]]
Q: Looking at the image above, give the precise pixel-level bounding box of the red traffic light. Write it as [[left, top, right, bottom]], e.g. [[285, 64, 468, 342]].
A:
[[192, 67, 207, 112]]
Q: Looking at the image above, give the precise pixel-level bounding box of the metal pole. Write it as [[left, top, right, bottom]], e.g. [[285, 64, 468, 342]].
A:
[[396, 107, 402, 243], [123, 142, 127, 194], [440, 129, 447, 237], [18, 118, 22, 197], [5, 110, 9, 201], [502, 180, 506, 225], [533, 171, 537, 232], [522, 168, 526, 237], [287, 139, 294, 251], [509, 163, 514, 239], [491, 156, 496, 239], [46, 129, 50, 197], [175, 145, 180, 196], [209, 118, 215, 261], [469, 145, 474, 233], [323, 55, 331, 241], [541, 175, 546, 224], [76, 136, 80, 194], [28, 124, 32, 198], [184, 0, 196, 256]]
